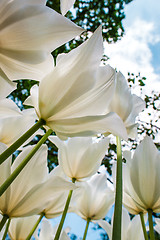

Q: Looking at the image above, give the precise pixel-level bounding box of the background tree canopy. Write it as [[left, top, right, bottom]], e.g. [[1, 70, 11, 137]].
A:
[[48, 0, 133, 42]]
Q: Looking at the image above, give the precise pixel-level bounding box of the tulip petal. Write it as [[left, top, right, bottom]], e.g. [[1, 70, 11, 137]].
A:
[[48, 136, 63, 150], [47, 65, 115, 120], [0, 69, 16, 98], [0, 98, 21, 118], [155, 218, 160, 234], [60, 0, 76, 15], [9, 175, 76, 217], [125, 94, 145, 127], [8, 215, 39, 240], [48, 112, 128, 140], [50, 136, 109, 180], [39, 26, 103, 118], [121, 208, 131, 240], [123, 136, 160, 214], [127, 214, 145, 240], [96, 219, 112, 239], [0, 143, 12, 214], [0, 52, 54, 81], [97, 207, 145, 240], [74, 138, 109, 180], [7, 145, 48, 213], [0, 5, 82, 52], [44, 191, 69, 218], [108, 72, 133, 121], [0, 108, 38, 146], [131, 136, 159, 207], [107, 72, 145, 137], [37, 219, 53, 240], [73, 173, 114, 220], [0, 143, 11, 184], [0, 1, 83, 80], [24, 84, 40, 118]]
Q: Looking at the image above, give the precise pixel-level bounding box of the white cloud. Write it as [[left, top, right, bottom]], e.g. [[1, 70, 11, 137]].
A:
[[104, 19, 160, 93], [124, 0, 160, 33]]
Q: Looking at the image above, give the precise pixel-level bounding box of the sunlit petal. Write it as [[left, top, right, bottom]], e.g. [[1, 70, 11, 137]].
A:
[[60, 0, 76, 15], [0, 0, 83, 80], [123, 136, 160, 213]]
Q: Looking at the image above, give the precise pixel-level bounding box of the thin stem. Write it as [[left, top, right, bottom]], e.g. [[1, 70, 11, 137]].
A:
[[26, 213, 44, 240], [112, 136, 122, 240], [0, 129, 52, 197], [0, 215, 8, 232], [54, 178, 76, 240], [148, 209, 155, 240], [82, 218, 90, 240], [0, 118, 45, 165], [2, 218, 11, 240], [139, 212, 148, 240]]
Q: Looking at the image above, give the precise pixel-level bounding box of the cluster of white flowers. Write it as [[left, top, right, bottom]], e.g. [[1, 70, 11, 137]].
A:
[[0, 0, 159, 240]]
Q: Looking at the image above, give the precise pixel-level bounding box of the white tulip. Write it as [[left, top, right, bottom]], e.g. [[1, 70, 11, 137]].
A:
[[0, 98, 41, 147], [0, 143, 76, 218], [42, 166, 72, 219], [8, 215, 39, 240], [97, 208, 145, 240], [73, 173, 114, 220], [34, 219, 70, 240], [123, 136, 160, 214], [0, 0, 83, 81], [49, 136, 109, 181], [106, 72, 145, 138], [43, 191, 69, 219], [25, 27, 128, 140]]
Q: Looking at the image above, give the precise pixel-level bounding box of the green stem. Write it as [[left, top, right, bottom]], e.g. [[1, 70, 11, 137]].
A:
[[2, 218, 11, 240], [26, 213, 44, 240], [82, 218, 90, 240], [0, 129, 52, 197], [0, 118, 45, 165], [148, 209, 155, 240], [54, 178, 76, 240], [112, 136, 122, 240], [0, 215, 8, 232], [139, 212, 148, 240]]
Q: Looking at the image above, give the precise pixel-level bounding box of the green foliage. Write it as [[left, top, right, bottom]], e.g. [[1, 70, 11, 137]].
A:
[[128, 72, 147, 89], [127, 72, 160, 148], [47, 0, 134, 59], [102, 143, 116, 175], [73, 0, 126, 42], [10, 80, 38, 110], [47, 0, 61, 13], [47, 0, 133, 43]]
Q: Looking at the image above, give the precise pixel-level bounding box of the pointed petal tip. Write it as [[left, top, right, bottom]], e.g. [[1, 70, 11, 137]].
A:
[[93, 25, 103, 40], [60, 0, 76, 16]]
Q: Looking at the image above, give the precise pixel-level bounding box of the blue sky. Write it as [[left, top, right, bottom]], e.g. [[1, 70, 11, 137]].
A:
[[104, 0, 160, 92]]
